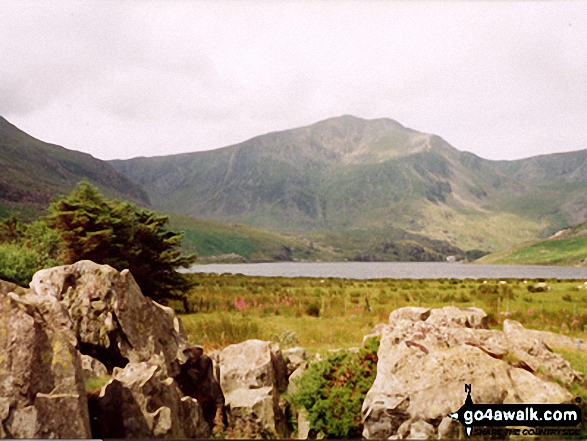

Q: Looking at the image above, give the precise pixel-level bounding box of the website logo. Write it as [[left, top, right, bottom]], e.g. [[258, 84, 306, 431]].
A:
[[449, 384, 582, 438]]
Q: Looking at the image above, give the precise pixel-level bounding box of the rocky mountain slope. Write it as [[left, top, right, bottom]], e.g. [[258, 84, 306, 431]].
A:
[[110, 115, 587, 252], [1, 116, 471, 262], [0, 117, 149, 218]]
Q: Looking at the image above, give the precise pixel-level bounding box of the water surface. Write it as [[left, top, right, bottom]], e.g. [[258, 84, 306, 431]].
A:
[[186, 262, 587, 280]]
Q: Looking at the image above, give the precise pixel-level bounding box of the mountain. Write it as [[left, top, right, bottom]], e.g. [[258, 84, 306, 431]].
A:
[[5, 114, 587, 262], [0, 117, 149, 218], [109, 115, 587, 253], [0, 116, 473, 263]]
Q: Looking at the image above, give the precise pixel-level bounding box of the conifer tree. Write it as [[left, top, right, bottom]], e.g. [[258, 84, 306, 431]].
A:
[[46, 182, 196, 306]]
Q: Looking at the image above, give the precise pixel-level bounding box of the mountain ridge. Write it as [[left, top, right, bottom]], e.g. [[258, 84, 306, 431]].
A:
[[3, 114, 587, 261], [109, 115, 587, 252], [0, 116, 150, 218]]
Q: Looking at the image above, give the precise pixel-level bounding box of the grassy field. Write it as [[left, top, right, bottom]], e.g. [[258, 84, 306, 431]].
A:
[[479, 235, 587, 266], [178, 273, 587, 354], [478, 221, 587, 266]]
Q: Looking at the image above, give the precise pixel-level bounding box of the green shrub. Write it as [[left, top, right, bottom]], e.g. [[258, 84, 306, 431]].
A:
[[288, 336, 380, 438], [271, 329, 300, 348], [0, 217, 64, 286], [476, 283, 499, 295], [0, 243, 40, 286]]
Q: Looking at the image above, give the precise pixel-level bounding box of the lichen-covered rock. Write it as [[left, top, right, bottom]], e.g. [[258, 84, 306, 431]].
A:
[[0, 287, 91, 438], [362, 306, 580, 439], [2, 262, 228, 439], [30, 260, 188, 376], [219, 340, 288, 438], [91, 359, 210, 438]]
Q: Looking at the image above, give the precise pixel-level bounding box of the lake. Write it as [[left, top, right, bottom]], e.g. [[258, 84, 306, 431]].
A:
[[186, 262, 587, 280]]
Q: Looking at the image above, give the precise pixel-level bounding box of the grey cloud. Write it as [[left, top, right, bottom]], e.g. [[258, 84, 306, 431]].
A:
[[1, 1, 587, 160]]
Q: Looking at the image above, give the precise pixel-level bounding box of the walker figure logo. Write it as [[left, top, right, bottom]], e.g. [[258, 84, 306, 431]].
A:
[[449, 384, 582, 438], [448, 384, 476, 437]]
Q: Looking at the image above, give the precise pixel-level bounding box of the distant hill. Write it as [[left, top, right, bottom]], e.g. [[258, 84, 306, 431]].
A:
[[110, 115, 587, 253], [0, 117, 149, 218], [0, 116, 474, 263], [477, 219, 587, 266]]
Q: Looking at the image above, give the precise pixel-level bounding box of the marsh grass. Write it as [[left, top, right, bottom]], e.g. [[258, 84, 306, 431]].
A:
[[181, 313, 260, 349], [180, 274, 587, 353]]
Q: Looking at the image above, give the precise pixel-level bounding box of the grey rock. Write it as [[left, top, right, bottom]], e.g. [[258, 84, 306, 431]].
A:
[[408, 420, 435, 439], [389, 306, 430, 324], [0, 287, 91, 438], [91, 359, 209, 438], [504, 319, 587, 353], [30, 260, 188, 376], [362, 323, 387, 345], [219, 340, 288, 438], [0, 279, 26, 296], [81, 354, 109, 381], [437, 416, 461, 439], [175, 345, 225, 430], [362, 306, 578, 439], [283, 346, 309, 375], [286, 364, 308, 396], [296, 407, 311, 439], [426, 305, 488, 329]]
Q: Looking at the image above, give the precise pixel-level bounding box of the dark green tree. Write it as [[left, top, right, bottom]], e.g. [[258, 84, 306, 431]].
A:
[[46, 182, 196, 306]]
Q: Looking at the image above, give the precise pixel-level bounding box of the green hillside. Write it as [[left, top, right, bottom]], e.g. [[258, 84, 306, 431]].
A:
[[170, 213, 478, 263], [0, 116, 477, 263], [478, 221, 587, 266], [168, 213, 330, 262], [0, 117, 150, 219], [5, 114, 587, 263]]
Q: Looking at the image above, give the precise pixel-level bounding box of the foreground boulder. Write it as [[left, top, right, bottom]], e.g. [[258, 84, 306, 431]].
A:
[[90, 358, 210, 438], [0, 287, 91, 438], [30, 260, 188, 376], [219, 339, 289, 438], [362, 306, 582, 439], [1, 261, 224, 438]]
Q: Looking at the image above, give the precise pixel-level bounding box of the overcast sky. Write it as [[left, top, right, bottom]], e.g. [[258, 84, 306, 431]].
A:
[[2, 1, 587, 161]]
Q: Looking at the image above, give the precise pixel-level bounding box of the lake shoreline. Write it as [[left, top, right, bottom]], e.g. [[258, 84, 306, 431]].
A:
[[185, 261, 587, 280]]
